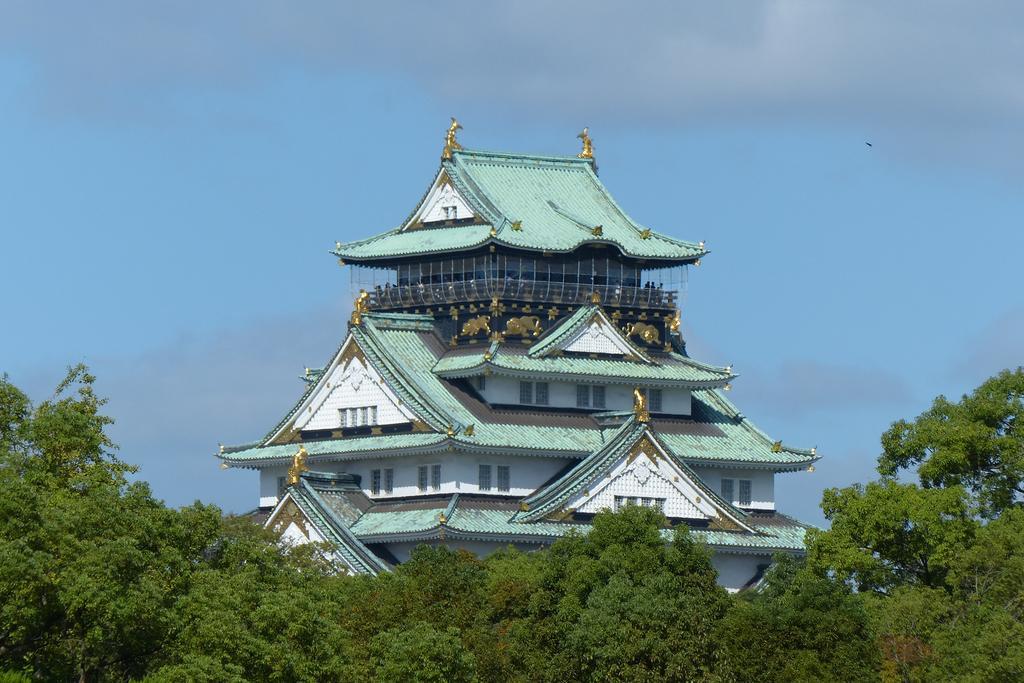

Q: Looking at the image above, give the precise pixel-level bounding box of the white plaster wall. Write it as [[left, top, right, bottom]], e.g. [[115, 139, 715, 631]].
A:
[[347, 453, 571, 499], [385, 539, 547, 563], [712, 553, 771, 592], [280, 519, 325, 546], [256, 454, 570, 508], [259, 465, 288, 508], [418, 182, 475, 224], [482, 376, 690, 415], [690, 467, 775, 510]]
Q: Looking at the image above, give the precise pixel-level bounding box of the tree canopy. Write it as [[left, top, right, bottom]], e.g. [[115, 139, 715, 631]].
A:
[[2, 366, 1022, 681]]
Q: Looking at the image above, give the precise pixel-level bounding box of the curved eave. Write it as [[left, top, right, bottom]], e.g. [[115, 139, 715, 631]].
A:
[[352, 526, 569, 545], [684, 454, 821, 472], [434, 361, 734, 389], [332, 241, 706, 266], [218, 437, 590, 469]]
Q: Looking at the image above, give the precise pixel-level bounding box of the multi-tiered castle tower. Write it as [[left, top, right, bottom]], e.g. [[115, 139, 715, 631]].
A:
[[217, 123, 819, 590]]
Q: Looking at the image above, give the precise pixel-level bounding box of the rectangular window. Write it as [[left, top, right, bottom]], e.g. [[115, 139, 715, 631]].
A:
[[739, 479, 752, 506], [519, 381, 533, 404], [277, 476, 286, 497], [477, 375, 486, 391], [613, 495, 664, 511], [418, 465, 429, 492], [497, 465, 510, 492], [359, 407, 368, 426], [431, 464, 442, 491], [592, 385, 606, 409], [576, 384, 590, 407], [649, 388, 663, 412], [369, 406, 378, 426], [371, 469, 381, 495], [721, 478, 734, 503], [384, 468, 394, 494], [535, 382, 549, 405], [478, 464, 492, 491]]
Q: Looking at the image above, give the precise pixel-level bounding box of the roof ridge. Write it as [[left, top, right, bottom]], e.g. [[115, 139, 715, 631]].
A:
[[453, 148, 593, 165], [297, 480, 390, 574]]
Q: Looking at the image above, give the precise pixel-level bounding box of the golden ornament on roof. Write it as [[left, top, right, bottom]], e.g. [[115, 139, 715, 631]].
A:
[[666, 309, 682, 334], [633, 387, 650, 423], [286, 445, 308, 485], [350, 289, 371, 326], [442, 117, 463, 160], [577, 127, 594, 159], [771, 440, 783, 453]]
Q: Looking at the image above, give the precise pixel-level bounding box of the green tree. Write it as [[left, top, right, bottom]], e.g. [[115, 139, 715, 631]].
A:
[[493, 505, 730, 682], [879, 367, 1024, 516], [717, 556, 878, 682], [808, 480, 976, 592], [370, 622, 477, 682]]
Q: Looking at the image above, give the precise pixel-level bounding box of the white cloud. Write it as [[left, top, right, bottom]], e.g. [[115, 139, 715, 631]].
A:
[[2, 2, 1021, 148]]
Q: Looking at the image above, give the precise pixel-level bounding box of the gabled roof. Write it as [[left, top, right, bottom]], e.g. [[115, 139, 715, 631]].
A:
[[218, 313, 817, 470], [658, 389, 818, 468], [434, 346, 732, 389], [515, 417, 754, 532], [333, 149, 707, 264], [527, 305, 650, 359], [266, 476, 389, 575], [268, 471, 810, 569]]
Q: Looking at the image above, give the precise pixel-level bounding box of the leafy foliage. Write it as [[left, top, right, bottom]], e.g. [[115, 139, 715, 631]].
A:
[[878, 367, 1024, 516], [2, 367, 1022, 681]]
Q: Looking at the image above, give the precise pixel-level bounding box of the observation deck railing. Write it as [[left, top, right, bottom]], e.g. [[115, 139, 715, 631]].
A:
[[364, 279, 677, 311]]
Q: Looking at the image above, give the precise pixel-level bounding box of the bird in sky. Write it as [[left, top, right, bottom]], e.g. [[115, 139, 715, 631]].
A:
[[865, 141, 873, 147]]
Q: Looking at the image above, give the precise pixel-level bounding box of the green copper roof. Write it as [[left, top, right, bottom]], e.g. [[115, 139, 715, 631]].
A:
[[221, 432, 449, 463], [434, 347, 732, 387], [219, 313, 817, 469], [288, 481, 390, 575], [525, 305, 646, 358], [334, 149, 707, 263], [661, 390, 817, 467], [516, 419, 751, 530], [345, 496, 807, 552]]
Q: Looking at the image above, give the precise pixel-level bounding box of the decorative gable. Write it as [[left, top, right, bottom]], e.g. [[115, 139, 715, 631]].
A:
[[407, 171, 477, 227], [267, 495, 325, 546], [569, 436, 710, 519], [563, 318, 638, 356], [268, 336, 422, 443], [563, 432, 751, 531], [293, 352, 415, 432]]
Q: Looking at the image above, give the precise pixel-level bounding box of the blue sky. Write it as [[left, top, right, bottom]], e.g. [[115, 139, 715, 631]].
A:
[[2, 3, 1022, 525]]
